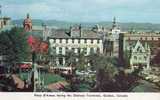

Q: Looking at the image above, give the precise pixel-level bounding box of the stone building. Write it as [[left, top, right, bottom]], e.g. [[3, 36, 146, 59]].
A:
[[119, 32, 160, 68], [103, 17, 121, 57], [70, 24, 82, 37], [48, 25, 103, 66], [0, 17, 11, 29], [130, 40, 151, 70]]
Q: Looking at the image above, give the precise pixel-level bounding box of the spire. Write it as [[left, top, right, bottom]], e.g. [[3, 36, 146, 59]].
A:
[[27, 13, 30, 19], [112, 16, 117, 28]]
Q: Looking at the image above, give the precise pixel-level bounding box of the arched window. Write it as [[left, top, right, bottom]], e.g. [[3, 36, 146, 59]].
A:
[[134, 56, 137, 60]]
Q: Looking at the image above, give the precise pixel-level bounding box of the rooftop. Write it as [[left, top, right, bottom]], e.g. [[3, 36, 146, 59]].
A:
[[49, 28, 102, 39], [123, 33, 160, 37]]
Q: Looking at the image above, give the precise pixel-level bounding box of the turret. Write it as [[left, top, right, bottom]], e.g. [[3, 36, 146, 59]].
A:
[[112, 17, 117, 29], [23, 13, 32, 32]]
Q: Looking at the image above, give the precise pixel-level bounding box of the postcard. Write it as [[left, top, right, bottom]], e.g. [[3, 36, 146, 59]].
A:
[[0, 0, 160, 100]]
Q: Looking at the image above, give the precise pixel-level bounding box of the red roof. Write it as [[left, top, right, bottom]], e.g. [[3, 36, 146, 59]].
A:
[[27, 35, 48, 53], [18, 63, 32, 69]]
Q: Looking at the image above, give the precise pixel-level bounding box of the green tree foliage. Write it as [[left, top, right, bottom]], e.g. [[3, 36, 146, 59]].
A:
[[88, 53, 119, 91], [123, 50, 131, 67], [0, 27, 30, 64], [76, 51, 87, 71], [65, 50, 77, 67]]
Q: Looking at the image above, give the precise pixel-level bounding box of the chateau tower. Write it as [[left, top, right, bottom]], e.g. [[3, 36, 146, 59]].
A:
[[23, 13, 32, 32]]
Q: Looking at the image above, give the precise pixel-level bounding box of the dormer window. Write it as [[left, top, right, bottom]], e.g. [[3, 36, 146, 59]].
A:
[[66, 39, 68, 43], [59, 39, 62, 43], [72, 39, 74, 43], [91, 40, 93, 43], [84, 39, 87, 43]]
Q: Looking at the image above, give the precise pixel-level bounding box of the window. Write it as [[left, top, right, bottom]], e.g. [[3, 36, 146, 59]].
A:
[[91, 40, 93, 43], [66, 39, 68, 43], [51, 47, 56, 55], [59, 39, 62, 43], [137, 47, 142, 53], [72, 48, 75, 52], [84, 39, 87, 43], [59, 57, 63, 65], [52, 39, 55, 43], [145, 37, 147, 40], [90, 48, 94, 54], [139, 57, 142, 60], [144, 56, 147, 60], [72, 39, 74, 43], [78, 48, 80, 54], [84, 48, 87, 54], [128, 37, 130, 41], [59, 47, 62, 54], [65, 47, 68, 52], [97, 39, 100, 44], [97, 48, 100, 53], [134, 56, 137, 60], [52, 47, 56, 50]]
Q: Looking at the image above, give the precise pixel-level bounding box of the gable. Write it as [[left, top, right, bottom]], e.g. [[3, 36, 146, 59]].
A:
[[132, 41, 146, 53]]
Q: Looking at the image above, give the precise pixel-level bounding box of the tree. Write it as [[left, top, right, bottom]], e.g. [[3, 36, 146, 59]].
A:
[[65, 50, 77, 67], [89, 53, 118, 92], [76, 51, 87, 71], [0, 27, 30, 67], [152, 50, 160, 66]]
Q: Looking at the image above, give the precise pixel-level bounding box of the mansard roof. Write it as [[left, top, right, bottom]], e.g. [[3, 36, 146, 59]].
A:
[[49, 28, 101, 39], [50, 29, 70, 38]]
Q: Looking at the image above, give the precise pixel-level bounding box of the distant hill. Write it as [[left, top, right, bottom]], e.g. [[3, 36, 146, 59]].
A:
[[12, 19, 160, 31]]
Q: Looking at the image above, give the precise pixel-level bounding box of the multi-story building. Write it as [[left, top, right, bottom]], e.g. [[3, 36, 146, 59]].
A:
[[48, 25, 103, 66], [130, 40, 151, 70], [104, 17, 122, 57], [119, 32, 160, 69], [0, 17, 11, 29]]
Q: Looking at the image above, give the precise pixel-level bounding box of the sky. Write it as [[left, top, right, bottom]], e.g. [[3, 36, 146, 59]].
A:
[[0, 0, 160, 23]]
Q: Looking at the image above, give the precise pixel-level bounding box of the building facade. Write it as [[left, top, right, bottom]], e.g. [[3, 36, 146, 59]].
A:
[[0, 17, 11, 29], [47, 25, 103, 66], [49, 38, 103, 66], [104, 17, 121, 57], [119, 32, 160, 68], [130, 41, 151, 70]]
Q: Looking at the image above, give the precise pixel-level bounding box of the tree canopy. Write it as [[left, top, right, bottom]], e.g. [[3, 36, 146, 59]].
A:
[[0, 27, 30, 64]]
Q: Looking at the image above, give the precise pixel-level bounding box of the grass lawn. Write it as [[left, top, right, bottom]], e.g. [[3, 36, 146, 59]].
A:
[[42, 73, 65, 85], [18, 72, 29, 81], [18, 72, 65, 85]]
